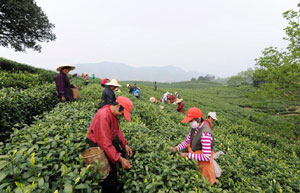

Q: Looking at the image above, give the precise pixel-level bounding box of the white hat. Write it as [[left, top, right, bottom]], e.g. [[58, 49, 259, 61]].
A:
[[56, 65, 75, 72], [173, 98, 183, 104], [208, 112, 218, 120], [149, 97, 156, 103], [105, 79, 122, 87], [126, 84, 130, 87]]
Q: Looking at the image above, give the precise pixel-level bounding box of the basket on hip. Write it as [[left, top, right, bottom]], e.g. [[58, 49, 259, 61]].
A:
[[81, 147, 111, 179]]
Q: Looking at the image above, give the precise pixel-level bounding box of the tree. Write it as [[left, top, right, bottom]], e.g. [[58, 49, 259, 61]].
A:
[[253, 3, 300, 101], [227, 75, 245, 86], [0, 0, 56, 52], [238, 68, 254, 84], [227, 68, 254, 86], [198, 74, 215, 81]]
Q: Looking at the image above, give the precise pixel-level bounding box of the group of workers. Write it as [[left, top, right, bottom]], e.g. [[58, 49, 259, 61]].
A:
[[55, 65, 221, 193], [149, 91, 185, 114], [127, 83, 141, 98]]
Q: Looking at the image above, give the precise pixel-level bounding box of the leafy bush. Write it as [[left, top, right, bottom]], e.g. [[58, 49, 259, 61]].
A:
[[0, 84, 58, 138]]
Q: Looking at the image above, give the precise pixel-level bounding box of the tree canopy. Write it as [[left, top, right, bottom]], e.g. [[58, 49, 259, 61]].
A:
[[0, 0, 56, 52], [227, 68, 254, 86], [253, 3, 300, 101]]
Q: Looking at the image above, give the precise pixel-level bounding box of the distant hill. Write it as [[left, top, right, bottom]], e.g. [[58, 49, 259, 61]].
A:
[[72, 62, 205, 82]]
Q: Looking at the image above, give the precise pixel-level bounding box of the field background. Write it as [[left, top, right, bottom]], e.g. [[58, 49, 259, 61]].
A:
[[0, 59, 299, 193]]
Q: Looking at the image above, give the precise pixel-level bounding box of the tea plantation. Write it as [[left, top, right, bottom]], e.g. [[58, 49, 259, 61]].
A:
[[0, 60, 299, 192]]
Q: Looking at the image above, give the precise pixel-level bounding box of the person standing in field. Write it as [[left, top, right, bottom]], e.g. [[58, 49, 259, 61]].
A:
[[92, 73, 96, 80], [170, 108, 218, 185], [84, 73, 89, 85], [154, 81, 157, 90], [174, 98, 185, 114], [87, 96, 134, 193], [100, 79, 121, 108], [55, 65, 78, 102]]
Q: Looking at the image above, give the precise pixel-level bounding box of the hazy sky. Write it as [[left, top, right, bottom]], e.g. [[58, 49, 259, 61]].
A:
[[0, 0, 298, 77]]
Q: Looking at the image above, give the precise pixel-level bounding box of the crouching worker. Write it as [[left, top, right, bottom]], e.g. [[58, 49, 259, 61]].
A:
[[87, 96, 134, 193], [170, 108, 218, 185]]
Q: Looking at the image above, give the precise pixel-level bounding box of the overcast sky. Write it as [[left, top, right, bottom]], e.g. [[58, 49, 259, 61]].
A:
[[0, 0, 298, 78]]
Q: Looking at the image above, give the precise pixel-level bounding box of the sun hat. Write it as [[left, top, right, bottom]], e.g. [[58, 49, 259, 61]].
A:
[[149, 97, 156, 103], [126, 84, 130, 87], [116, 96, 133, 121], [174, 98, 183, 104], [208, 112, 218, 120], [56, 65, 75, 72], [181, 107, 203, 123], [105, 79, 122, 87]]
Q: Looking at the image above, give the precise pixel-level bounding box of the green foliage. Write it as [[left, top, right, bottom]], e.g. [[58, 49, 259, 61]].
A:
[[0, 63, 299, 192], [0, 0, 56, 52], [4, 63, 300, 193], [0, 58, 40, 73], [253, 4, 300, 101], [0, 58, 57, 82], [0, 84, 58, 137], [0, 84, 104, 192], [126, 80, 221, 89], [227, 68, 254, 87], [198, 74, 215, 81], [0, 71, 56, 89], [227, 75, 245, 87]]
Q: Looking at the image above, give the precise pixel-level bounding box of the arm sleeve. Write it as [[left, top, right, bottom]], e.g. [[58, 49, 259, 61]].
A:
[[188, 132, 212, 162], [117, 129, 128, 148], [176, 132, 191, 151], [93, 116, 121, 163]]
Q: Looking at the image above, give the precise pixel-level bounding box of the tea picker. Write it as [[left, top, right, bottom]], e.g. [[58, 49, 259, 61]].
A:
[[85, 96, 134, 193], [55, 65, 78, 102], [170, 109, 224, 185]]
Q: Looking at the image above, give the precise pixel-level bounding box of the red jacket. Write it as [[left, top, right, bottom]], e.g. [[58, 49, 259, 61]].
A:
[[168, 95, 175, 103], [87, 105, 128, 163], [176, 101, 185, 114]]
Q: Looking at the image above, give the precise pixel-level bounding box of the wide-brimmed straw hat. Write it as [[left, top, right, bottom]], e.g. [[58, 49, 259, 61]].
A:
[[149, 97, 156, 103], [105, 79, 122, 87], [173, 98, 183, 104], [56, 65, 75, 72]]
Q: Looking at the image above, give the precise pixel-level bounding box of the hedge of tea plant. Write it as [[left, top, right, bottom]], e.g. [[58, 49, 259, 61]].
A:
[[0, 84, 105, 192], [0, 84, 58, 136], [0, 79, 299, 192], [0, 71, 41, 89]]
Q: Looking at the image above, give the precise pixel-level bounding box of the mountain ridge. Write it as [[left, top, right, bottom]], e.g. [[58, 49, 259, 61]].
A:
[[73, 61, 205, 82]]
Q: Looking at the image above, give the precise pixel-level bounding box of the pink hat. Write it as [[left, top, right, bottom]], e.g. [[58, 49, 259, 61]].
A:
[[116, 96, 133, 121]]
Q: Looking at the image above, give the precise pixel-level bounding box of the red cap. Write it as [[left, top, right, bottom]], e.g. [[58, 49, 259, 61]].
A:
[[181, 107, 203, 123], [116, 96, 133, 121]]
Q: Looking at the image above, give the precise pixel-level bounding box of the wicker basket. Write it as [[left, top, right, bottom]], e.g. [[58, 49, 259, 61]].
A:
[[72, 88, 80, 99], [81, 147, 111, 178]]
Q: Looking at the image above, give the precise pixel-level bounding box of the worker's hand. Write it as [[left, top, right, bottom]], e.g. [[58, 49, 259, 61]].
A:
[[119, 156, 132, 169], [170, 147, 178, 153], [73, 85, 78, 89], [125, 145, 133, 158], [61, 96, 66, 102], [180, 153, 188, 157]]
